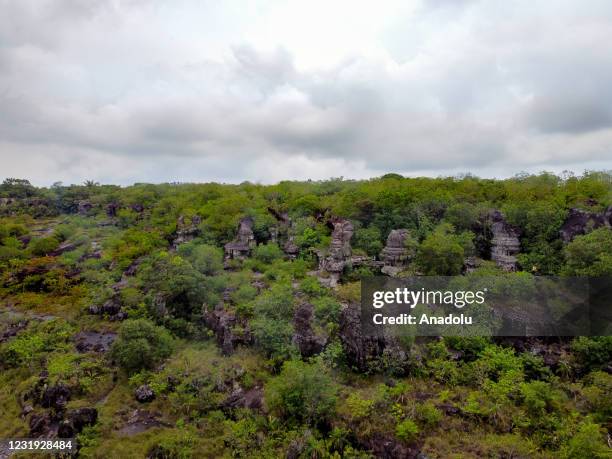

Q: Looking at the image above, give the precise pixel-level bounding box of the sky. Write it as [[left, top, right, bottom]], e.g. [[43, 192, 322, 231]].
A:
[[1, 0, 612, 186]]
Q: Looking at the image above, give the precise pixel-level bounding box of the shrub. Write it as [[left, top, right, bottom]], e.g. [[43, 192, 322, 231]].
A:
[[265, 360, 337, 425], [581, 371, 612, 423], [0, 319, 74, 368], [416, 402, 442, 427], [252, 282, 294, 321], [299, 276, 326, 297], [178, 243, 223, 275], [416, 223, 473, 275], [571, 337, 612, 373], [251, 317, 296, 365], [111, 319, 174, 374], [253, 243, 283, 264], [30, 236, 60, 256], [395, 419, 419, 443], [563, 228, 612, 276], [520, 380, 564, 416], [561, 421, 609, 459], [354, 226, 383, 257], [312, 296, 342, 326]]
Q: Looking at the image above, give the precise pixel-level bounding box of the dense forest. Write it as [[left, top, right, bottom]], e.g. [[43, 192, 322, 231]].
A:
[[0, 172, 611, 458]]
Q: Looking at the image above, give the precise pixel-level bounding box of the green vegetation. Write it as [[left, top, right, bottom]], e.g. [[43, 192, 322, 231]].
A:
[[0, 172, 610, 457], [110, 319, 175, 374]]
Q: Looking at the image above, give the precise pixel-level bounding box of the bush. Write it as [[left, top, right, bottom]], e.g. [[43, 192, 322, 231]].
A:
[[265, 360, 337, 425], [416, 223, 473, 275], [299, 276, 326, 297], [253, 243, 283, 264], [30, 236, 60, 256], [395, 419, 419, 443], [561, 421, 609, 458], [312, 296, 342, 326], [251, 317, 296, 365], [0, 319, 74, 368], [415, 402, 442, 427], [178, 243, 223, 275], [563, 228, 612, 276], [111, 319, 174, 374], [571, 337, 612, 373], [354, 226, 383, 257]]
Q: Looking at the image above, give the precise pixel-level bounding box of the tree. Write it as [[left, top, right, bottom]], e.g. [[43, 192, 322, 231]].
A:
[[110, 319, 174, 374], [265, 360, 337, 425], [30, 236, 60, 256], [563, 228, 612, 276], [178, 243, 223, 275], [416, 223, 474, 275], [253, 243, 283, 264], [354, 226, 383, 257], [0, 178, 36, 198]]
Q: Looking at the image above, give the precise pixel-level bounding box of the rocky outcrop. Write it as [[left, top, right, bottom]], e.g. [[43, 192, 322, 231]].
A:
[[40, 384, 71, 410], [339, 303, 409, 373], [489, 210, 521, 271], [106, 202, 120, 217], [381, 229, 411, 276], [1, 318, 29, 344], [172, 215, 201, 248], [462, 256, 481, 274], [559, 207, 612, 243], [75, 331, 116, 353], [88, 296, 127, 321], [268, 208, 300, 259], [203, 304, 253, 355], [88, 260, 140, 320], [319, 218, 354, 287], [292, 302, 326, 358], [78, 200, 93, 215], [130, 203, 144, 213], [135, 385, 155, 403], [58, 408, 98, 438], [117, 409, 168, 436], [48, 241, 78, 257], [356, 432, 421, 459], [29, 411, 55, 437], [224, 217, 256, 262], [283, 237, 299, 259], [221, 386, 264, 411]]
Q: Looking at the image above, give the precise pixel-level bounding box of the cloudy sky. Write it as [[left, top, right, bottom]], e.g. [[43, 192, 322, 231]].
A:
[[1, 0, 612, 186]]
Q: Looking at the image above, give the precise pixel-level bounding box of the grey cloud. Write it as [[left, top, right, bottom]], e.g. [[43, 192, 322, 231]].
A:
[[0, 0, 612, 185]]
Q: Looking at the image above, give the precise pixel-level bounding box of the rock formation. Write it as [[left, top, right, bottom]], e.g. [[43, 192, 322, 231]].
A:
[[224, 217, 256, 262], [78, 200, 93, 215], [463, 256, 481, 274], [130, 203, 144, 213], [135, 385, 155, 403], [319, 218, 354, 287], [338, 303, 409, 373], [75, 331, 116, 353], [268, 207, 300, 259], [292, 302, 326, 358], [380, 229, 411, 276], [88, 260, 140, 321], [106, 202, 120, 217], [203, 304, 253, 355], [57, 408, 98, 438], [489, 210, 521, 271], [221, 386, 264, 411], [283, 237, 299, 259], [559, 207, 612, 243], [40, 384, 71, 410], [172, 215, 201, 248]]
